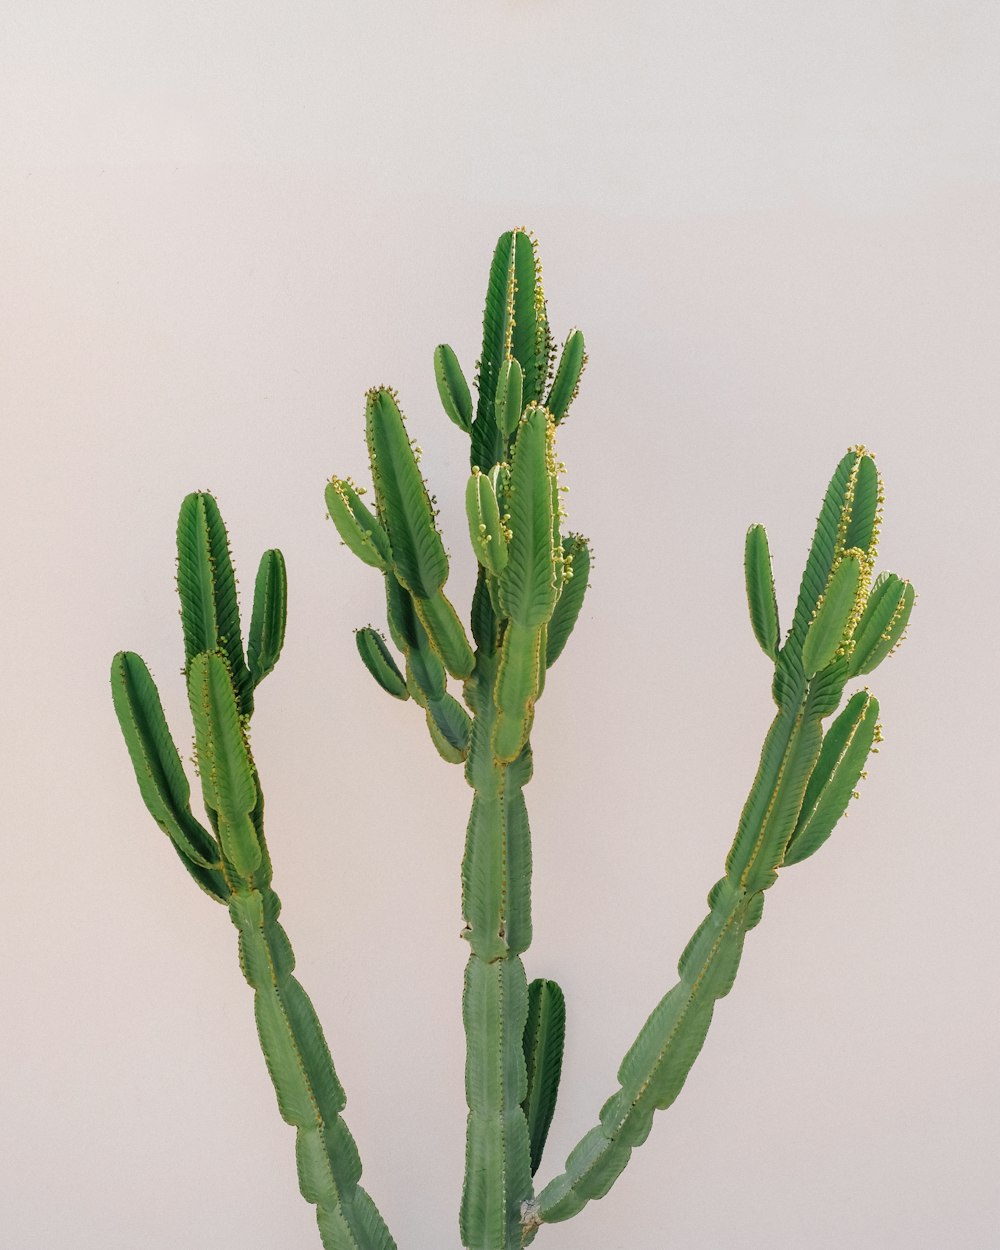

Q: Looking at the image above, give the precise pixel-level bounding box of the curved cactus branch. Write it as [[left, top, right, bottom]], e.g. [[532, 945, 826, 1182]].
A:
[[230, 885, 396, 1250], [112, 495, 397, 1250], [526, 448, 911, 1235]]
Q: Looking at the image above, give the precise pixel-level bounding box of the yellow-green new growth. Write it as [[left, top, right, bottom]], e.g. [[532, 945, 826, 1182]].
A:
[[111, 232, 915, 1250]]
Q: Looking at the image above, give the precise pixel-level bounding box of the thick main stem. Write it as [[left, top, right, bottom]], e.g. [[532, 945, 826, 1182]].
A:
[[460, 647, 535, 1250], [229, 883, 396, 1250]]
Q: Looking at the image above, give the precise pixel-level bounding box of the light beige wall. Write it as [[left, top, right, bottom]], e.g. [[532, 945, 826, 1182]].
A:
[[3, 3, 998, 1247]]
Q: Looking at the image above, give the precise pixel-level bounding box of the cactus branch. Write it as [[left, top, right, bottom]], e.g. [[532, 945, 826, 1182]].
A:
[[472, 230, 551, 471], [525, 448, 911, 1234], [176, 491, 254, 715], [230, 885, 396, 1250], [355, 627, 409, 701], [112, 495, 397, 1250], [111, 650, 228, 900], [248, 549, 287, 686], [744, 524, 780, 660], [544, 330, 586, 425], [545, 536, 590, 669], [435, 342, 474, 433], [188, 649, 262, 879], [522, 979, 566, 1177], [366, 387, 449, 600]]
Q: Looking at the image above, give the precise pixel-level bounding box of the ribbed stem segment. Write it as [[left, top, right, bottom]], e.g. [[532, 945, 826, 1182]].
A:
[[229, 885, 396, 1250], [460, 649, 534, 1250]]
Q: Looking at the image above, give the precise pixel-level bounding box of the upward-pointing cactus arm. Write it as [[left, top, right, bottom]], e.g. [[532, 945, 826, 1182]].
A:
[[471, 230, 553, 472], [365, 387, 474, 679], [111, 649, 229, 902], [176, 491, 255, 715], [471, 232, 521, 470], [526, 449, 913, 1233], [492, 407, 561, 763], [544, 330, 586, 425], [521, 978, 566, 1178], [435, 342, 474, 433], [328, 390, 476, 763], [248, 548, 287, 686], [112, 494, 397, 1250]]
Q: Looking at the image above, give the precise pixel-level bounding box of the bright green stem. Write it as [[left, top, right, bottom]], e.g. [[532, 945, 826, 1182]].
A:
[[460, 648, 534, 1250], [229, 884, 396, 1250], [530, 691, 823, 1229]]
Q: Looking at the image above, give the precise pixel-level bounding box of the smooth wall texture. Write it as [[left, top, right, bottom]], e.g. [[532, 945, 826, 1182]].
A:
[[2, 4, 998, 1248]]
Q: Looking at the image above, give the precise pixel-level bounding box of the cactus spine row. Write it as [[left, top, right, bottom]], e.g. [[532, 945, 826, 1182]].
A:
[[113, 231, 913, 1250]]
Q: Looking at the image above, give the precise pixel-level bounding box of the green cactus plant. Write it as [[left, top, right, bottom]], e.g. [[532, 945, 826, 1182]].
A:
[[112, 227, 914, 1249]]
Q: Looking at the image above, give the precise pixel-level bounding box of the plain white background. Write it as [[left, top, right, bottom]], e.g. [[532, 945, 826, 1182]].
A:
[[3, 3, 998, 1247]]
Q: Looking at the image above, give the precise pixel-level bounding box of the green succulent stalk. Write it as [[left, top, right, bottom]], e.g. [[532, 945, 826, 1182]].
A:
[[112, 497, 396, 1250], [113, 229, 913, 1250], [331, 231, 588, 1249], [525, 445, 909, 1230]]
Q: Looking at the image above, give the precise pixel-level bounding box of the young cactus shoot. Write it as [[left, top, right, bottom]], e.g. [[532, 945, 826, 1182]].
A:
[[112, 228, 914, 1250]]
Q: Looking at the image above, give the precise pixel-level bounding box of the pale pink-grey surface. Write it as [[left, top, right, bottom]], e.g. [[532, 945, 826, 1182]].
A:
[[2, 3, 998, 1248]]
